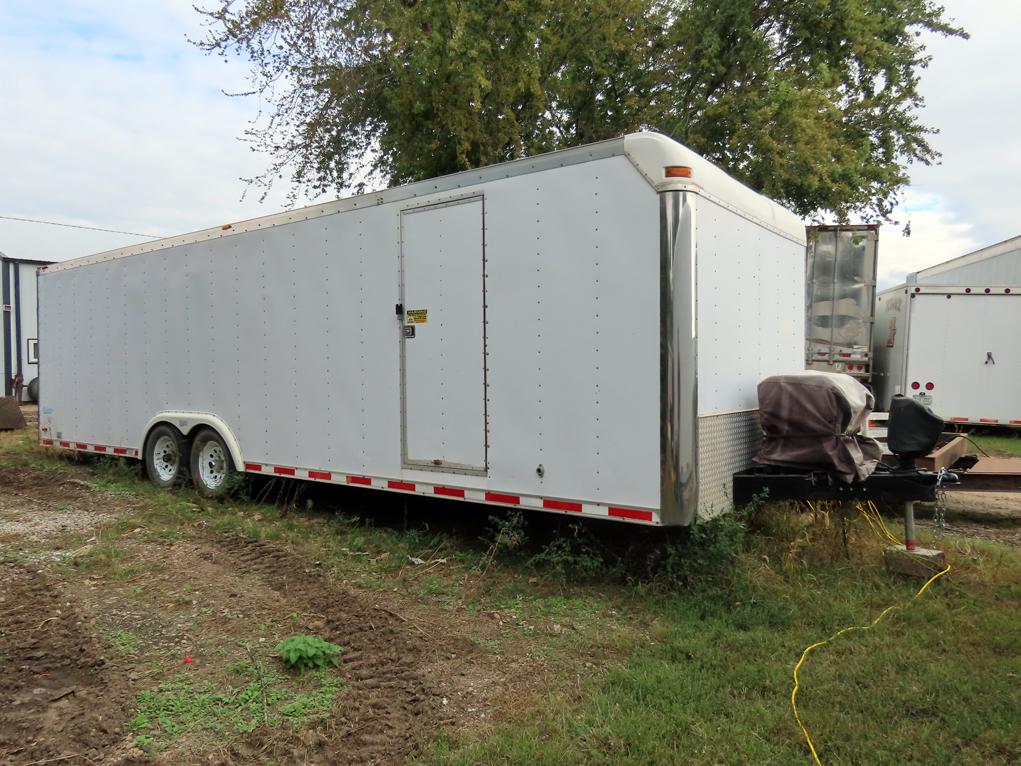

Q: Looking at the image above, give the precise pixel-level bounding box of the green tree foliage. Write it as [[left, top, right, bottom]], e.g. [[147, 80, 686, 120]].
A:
[[197, 0, 965, 218]]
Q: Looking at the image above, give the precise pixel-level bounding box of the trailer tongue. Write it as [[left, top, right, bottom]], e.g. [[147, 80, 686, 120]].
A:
[[734, 373, 958, 508]]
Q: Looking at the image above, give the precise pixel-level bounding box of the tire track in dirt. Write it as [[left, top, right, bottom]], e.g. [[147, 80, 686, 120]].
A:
[[212, 536, 449, 765], [0, 562, 137, 765]]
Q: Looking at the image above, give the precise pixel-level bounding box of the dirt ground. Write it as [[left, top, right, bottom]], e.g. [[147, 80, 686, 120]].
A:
[[2, 430, 1020, 764], [0, 456, 569, 765]]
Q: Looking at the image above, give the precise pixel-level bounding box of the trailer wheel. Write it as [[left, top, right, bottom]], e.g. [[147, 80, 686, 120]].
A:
[[189, 428, 235, 497], [144, 424, 188, 488]]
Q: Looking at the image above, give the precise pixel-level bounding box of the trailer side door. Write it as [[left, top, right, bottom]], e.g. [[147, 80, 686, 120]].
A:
[[399, 197, 487, 473]]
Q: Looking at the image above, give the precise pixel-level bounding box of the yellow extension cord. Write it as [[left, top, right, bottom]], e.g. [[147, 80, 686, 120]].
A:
[[791, 501, 953, 764]]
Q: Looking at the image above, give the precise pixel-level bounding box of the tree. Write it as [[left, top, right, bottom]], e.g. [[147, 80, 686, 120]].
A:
[[196, 0, 965, 219]]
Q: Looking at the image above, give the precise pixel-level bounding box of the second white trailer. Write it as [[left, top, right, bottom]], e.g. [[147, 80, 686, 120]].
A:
[[873, 284, 1021, 426], [37, 132, 805, 526]]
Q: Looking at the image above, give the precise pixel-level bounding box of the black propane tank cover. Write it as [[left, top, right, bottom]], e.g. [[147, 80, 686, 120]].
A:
[[887, 395, 944, 459]]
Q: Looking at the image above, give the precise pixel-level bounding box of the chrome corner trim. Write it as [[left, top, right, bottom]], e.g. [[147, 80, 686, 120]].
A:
[[660, 190, 698, 526]]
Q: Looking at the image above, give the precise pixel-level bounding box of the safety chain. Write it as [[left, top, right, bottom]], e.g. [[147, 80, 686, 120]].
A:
[[934, 467, 949, 541]]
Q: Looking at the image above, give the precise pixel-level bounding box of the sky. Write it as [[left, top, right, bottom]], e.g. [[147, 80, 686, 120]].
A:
[[1, 1, 1017, 289]]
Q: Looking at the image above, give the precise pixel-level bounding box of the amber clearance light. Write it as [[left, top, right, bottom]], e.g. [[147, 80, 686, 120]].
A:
[[664, 165, 693, 178]]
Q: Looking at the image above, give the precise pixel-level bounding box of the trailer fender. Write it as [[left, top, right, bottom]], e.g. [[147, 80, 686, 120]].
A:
[[140, 412, 244, 470]]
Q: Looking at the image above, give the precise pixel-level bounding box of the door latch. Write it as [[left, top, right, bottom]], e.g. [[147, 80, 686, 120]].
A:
[[395, 302, 404, 317]]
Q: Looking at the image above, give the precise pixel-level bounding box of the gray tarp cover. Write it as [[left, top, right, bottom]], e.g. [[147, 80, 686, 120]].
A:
[[754, 371, 882, 483]]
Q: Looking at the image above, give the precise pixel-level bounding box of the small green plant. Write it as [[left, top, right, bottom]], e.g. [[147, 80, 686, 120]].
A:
[[276, 635, 342, 673], [128, 663, 343, 749], [109, 628, 141, 653], [529, 523, 605, 581], [481, 512, 527, 559]]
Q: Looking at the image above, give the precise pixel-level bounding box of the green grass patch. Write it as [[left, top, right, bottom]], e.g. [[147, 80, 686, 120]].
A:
[[420, 512, 1021, 766], [969, 433, 1021, 457], [5, 431, 1019, 764], [128, 660, 343, 752], [108, 628, 142, 654]]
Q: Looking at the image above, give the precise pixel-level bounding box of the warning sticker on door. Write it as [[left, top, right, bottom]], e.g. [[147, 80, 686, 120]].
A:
[[406, 309, 428, 324]]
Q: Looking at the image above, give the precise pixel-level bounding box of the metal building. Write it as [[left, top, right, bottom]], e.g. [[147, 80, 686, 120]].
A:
[[2, 253, 52, 400]]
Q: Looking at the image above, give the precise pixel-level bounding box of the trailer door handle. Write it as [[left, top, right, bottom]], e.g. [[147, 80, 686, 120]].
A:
[[395, 303, 403, 318]]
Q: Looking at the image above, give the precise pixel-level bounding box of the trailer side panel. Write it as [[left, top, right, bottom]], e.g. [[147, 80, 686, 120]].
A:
[[694, 196, 805, 517], [39, 155, 662, 516]]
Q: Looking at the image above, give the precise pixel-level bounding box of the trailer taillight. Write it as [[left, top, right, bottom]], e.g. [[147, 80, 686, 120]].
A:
[[911, 381, 920, 390], [664, 166, 693, 178], [925, 382, 935, 391]]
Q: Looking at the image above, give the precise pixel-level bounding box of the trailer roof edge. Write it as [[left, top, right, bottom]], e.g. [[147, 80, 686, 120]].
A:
[[910, 232, 1021, 282], [45, 133, 805, 273]]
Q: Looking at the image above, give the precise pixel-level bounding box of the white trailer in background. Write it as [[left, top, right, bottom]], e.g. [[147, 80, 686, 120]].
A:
[[2, 253, 51, 401], [37, 132, 805, 526], [804, 225, 879, 381], [873, 235, 1021, 427]]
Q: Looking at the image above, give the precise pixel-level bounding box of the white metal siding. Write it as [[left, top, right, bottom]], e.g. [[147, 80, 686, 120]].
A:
[[695, 196, 804, 414], [39, 155, 661, 511], [481, 156, 660, 508], [694, 196, 804, 517], [400, 197, 487, 471], [1, 262, 44, 400], [915, 242, 1021, 286], [905, 293, 1021, 423], [872, 287, 910, 409]]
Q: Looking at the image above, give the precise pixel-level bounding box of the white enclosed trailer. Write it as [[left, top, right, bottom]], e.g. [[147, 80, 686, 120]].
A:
[[38, 133, 805, 526], [873, 284, 1021, 427], [3, 254, 51, 401], [804, 225, 878, 380]]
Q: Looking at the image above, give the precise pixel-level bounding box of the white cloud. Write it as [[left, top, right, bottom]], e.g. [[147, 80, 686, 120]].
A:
[[905, 1, 1021, 247], [0, 1, 324, 263], [876, 193, 982, 289]]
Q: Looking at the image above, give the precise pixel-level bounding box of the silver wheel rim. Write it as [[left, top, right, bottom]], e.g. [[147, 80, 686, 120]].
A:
[[153, 435, 179, 482], [198, 440, 227, 490]]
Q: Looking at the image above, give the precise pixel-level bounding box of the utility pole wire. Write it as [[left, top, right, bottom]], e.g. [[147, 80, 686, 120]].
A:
[[0, 214, 164, 239]]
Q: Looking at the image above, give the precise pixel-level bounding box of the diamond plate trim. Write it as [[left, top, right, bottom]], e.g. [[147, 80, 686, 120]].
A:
[[697, 410, 762, 519]]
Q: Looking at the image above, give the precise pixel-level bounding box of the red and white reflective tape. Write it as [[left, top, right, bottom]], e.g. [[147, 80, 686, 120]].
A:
[[37, 440, 658, 524], [241, 461, 658, 524], [949, 417, 1021, 425], [41, 439, 139, 458]]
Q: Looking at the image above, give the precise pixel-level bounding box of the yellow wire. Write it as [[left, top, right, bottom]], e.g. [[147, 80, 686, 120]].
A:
[[868, 500, 903, 546], [855, 500, 902, 547], [855, 502, 898, 546], [791, 563, 952, 765]]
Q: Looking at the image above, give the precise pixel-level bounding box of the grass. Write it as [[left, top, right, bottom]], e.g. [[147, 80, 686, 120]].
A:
[[2, 429, 1020, 764], [969, 432, 1021, 457], [128, 660, 344, 752], [109, 628, 142, 654], [422, 556, 1020, 765]]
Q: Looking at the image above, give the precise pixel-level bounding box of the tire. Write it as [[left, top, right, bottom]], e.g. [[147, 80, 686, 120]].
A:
[[27, 377, 39, 402], [189, 428, 236, 497], [144, 424, 189, 488]]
